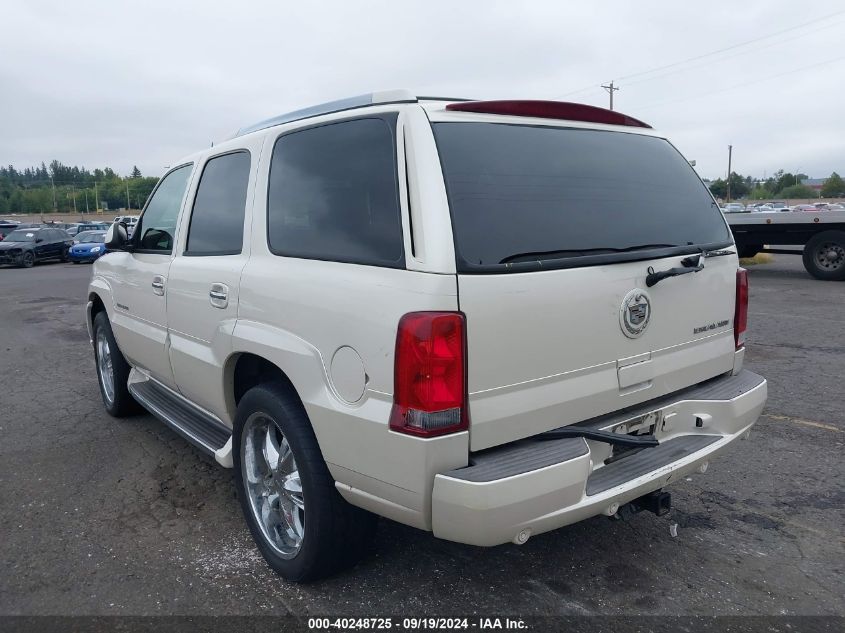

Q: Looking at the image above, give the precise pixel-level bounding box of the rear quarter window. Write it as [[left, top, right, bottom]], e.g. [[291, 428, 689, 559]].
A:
[[266, 115, 404, 268]]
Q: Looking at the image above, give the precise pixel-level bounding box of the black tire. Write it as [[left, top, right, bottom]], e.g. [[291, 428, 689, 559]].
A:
[[72, 260, 80, 264], [60, 247, 69, 262], [802, 230, 845, 281], [233, 383, 376, 582], [20, 251, 34, 268], [92, 311, 140, 417]]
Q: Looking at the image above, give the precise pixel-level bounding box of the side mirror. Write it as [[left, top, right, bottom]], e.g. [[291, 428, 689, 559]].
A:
[[105, 223, 130, 250]]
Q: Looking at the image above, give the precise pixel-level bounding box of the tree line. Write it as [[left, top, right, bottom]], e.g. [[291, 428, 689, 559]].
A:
[[0, 160, 159, 215], [708, 170, 845, 200], [3, 159, 842, 215]]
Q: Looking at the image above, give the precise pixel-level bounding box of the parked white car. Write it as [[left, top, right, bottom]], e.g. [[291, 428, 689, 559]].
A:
[[86, 91, 766, 581]]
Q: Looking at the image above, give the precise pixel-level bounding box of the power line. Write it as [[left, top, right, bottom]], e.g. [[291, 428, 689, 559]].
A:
[[558, 10, 845, 100], [615, 9, 845, 82], [633, 53, 845, 111], [622, 17, 845, 88]]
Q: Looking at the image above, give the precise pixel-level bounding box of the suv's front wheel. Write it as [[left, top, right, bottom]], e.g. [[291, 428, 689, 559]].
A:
[[92, 311, 139, 416], [233, 383, 376, 581]]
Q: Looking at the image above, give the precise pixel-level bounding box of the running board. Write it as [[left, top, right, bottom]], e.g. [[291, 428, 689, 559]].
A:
[[129, 379, 232, 456]]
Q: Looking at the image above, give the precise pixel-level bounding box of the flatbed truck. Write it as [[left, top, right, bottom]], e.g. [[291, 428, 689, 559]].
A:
[[725, 210, 845, 280]]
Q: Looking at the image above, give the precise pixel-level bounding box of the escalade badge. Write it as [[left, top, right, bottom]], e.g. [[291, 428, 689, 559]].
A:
[[620, 289, 651, 338]]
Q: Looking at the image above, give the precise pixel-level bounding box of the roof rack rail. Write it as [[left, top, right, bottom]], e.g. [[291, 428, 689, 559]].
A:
[[417, 95, 473, 102], [234, 90, 416, 137], [235, 90, 476, 137]]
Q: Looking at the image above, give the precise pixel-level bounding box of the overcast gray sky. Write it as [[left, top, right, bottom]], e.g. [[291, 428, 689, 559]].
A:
[[1, 0, 843, 181]]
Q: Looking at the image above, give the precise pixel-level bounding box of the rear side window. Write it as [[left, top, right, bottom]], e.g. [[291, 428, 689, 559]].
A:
[[267, 116, 404, 267], [185, 151, 251, 255], [135, 164, 192, 253], [432, 123, 731, 272]]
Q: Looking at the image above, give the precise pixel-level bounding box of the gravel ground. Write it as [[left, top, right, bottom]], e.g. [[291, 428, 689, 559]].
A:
[[0, 255, 842, 618]]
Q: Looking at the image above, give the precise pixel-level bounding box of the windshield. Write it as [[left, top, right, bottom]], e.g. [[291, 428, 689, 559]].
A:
[[432, 123, 731, 271], [2, 230, 37, 242], [76, 231, 106, 243]]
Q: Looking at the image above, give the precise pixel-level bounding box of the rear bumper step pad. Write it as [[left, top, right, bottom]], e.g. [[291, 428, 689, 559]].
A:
[[586, 434, 719, 495], [444, 437, 589, 483]]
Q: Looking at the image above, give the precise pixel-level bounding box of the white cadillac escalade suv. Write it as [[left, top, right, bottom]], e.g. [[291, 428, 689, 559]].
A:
[[87, 91, 767, 581]]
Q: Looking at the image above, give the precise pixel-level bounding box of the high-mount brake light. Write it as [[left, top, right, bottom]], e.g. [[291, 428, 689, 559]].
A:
[[389, 312, 468, 437], [735, 268, 749, 349], [444, 100, 652, 128]]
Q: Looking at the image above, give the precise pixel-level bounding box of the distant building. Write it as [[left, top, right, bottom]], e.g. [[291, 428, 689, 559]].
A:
[[801, 178, 825, 191]]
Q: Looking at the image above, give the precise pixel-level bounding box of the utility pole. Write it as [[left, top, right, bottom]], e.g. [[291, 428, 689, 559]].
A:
[[94, 181, 99, 213], [601, 80, 620, 110], [71, 185, 77, 214], [126, 181, 131, 210], [726, 145, 733, 202], [51, 175, 57, 212], [84, 189, 89, 214]]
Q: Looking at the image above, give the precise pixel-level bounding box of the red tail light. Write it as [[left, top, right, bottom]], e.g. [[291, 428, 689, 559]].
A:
[[735, 268, 748, 349], [389, 312, 468, 437]]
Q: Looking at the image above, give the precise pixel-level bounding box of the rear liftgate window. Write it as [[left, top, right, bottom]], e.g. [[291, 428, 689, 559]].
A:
[[431, 123, 731, 272]]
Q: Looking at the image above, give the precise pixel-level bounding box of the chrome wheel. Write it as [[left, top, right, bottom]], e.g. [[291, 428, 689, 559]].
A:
[[242, 412, 304, 559], [814, 242, 845, 271], [95, 328, 115, 404]]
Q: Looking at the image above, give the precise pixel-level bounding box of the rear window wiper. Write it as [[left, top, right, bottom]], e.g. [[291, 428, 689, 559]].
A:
[[646, 264, 702, 287], [648, 247, 736, 286], [680, 248, 735, 267], [499, 244, 680, 264]]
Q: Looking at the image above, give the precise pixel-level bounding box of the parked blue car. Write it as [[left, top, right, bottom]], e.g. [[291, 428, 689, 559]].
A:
[[68, 230, 107, 263]]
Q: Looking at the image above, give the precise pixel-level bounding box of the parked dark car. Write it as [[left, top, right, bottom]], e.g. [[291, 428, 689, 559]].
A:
[[0, 227, 73, 268]]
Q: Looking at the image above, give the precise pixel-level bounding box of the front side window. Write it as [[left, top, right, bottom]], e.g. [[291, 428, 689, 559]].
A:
[[134, 164, 192, 253], [185, 151, 251, 255], [267, 116, 404, 267]]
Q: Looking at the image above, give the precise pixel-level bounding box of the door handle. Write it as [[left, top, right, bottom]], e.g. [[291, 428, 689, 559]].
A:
[[151, 276, 165, 296], [209, 283, 229, 308]]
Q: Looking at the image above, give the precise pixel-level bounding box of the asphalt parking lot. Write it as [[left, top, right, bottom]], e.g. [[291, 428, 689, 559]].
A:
[[0, 256, 843, 618]]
